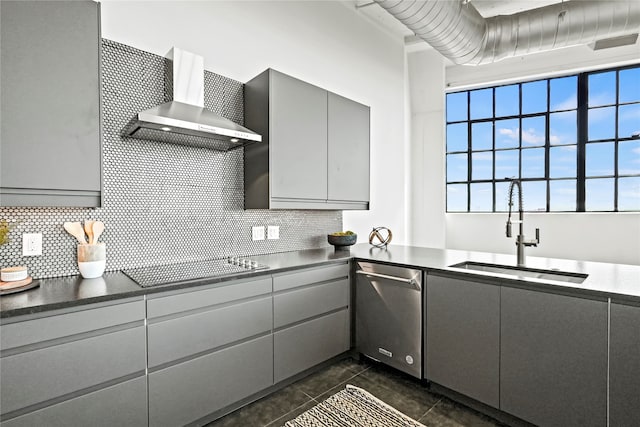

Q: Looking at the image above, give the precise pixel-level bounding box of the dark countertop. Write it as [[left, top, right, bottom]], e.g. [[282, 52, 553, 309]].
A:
[[2, 244, 639, 319], [347, 245, 640, 304]]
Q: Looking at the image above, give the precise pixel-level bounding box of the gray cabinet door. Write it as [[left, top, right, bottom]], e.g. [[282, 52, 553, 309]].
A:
[[270, 70, 327, 201], [425, 274, 500, 408], [500, 287, 607, 427], [274, 309, 350, 383], [149, 335, 273, 427], [1, 326, 146, 416], [327, 92, 370, 204], [0, 1, 101, 207], [2, 376, 147, 427], [610, 302, 640, 427], [274, 279, 349, 328], [148, 295, 272, 368]]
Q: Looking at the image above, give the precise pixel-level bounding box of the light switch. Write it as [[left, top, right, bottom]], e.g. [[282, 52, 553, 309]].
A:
[[23, 233, 43, 256], [252, 226, 265, 241], [267, 226, 280, 240]]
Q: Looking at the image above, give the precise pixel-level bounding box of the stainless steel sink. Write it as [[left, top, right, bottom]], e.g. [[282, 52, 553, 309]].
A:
[[449, 261, 588, 284]]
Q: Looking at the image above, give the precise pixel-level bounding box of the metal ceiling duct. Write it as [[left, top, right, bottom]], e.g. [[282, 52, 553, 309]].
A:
[[373, 0, 640, 65]]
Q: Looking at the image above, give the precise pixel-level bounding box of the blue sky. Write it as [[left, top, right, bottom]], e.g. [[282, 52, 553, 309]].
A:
[[446, 68, 640, 212]]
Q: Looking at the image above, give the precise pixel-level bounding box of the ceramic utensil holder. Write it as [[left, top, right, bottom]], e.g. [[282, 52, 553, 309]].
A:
[[77, 243, 106, 279]]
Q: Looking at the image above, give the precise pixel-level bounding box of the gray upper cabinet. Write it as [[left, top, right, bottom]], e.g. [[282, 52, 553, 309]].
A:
[[328, 93, 370, 204], [270, 72, 328, 201], [500, 287, 608, 427], [425, 274, 500, 408], [0, 0, 101, 207], [244, 69, 370, 210], [609, 302, 640, 427]]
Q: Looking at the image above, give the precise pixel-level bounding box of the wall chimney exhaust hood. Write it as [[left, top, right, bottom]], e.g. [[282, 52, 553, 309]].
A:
[[123, 47, 261, 151]]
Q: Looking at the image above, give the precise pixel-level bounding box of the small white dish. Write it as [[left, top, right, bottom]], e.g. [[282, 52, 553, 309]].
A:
[[1, 266, 28, 282], [78, 260, 106, 279]]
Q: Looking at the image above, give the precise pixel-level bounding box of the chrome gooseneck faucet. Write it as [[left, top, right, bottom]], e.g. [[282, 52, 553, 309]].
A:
[[506, 179, 540, 266]]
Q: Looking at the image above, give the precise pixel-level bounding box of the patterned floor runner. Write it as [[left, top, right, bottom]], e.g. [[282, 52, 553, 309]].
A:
[[284, 385, 427, 427]]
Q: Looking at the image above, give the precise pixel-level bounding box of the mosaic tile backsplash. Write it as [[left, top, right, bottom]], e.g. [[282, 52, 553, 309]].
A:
[[0, 40, 341, 279]]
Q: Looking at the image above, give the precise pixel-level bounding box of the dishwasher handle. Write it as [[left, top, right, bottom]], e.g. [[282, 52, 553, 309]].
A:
[[356, 270, 419, 288]]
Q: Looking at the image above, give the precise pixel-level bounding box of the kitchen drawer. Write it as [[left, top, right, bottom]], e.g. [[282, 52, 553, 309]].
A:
[[273, 263, 349, 292], [0, 326, 146, 416], [274, 279, 349, 328], [148, 295, 272, 368], [1, 376, 147, 427], [0, 299, 144, 350], [274, 309, 350, 383], [148, 335, 273, 427], [147, 276, 272, 319]]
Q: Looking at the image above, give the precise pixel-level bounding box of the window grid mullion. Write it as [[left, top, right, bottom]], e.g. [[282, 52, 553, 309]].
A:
[[577, 73, 588, 212]]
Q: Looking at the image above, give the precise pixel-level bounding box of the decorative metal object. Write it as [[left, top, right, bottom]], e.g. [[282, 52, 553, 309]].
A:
[[368, 227, 392, 248]]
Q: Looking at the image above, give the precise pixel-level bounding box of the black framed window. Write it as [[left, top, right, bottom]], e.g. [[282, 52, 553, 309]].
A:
[[446, 64, 640, 213]]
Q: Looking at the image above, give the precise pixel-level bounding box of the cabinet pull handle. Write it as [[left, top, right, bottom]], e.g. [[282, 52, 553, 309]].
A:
[[356, 270, 418, 287]]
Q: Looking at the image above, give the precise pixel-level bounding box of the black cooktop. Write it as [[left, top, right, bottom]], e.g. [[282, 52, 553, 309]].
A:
[[123, 258, 269, 288]]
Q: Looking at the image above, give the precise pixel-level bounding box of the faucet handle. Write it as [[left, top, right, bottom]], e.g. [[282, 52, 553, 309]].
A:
[[525, 228, 540, 247]]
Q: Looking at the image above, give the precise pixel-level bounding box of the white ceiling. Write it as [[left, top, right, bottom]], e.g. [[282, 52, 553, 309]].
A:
[[354, 0, 564, 38]]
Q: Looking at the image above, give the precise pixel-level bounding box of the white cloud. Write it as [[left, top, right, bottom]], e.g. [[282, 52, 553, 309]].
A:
[[620, 106, 640, 121], [559, 145, 577, 152], [522, 128, 545, 145], [549, 134, 562, 144], [588, 106, 615, 122], [551, 95, 577, 111], [498, 128, 518, 138], [473, 152, 492, 161], [555, 188, 576, 195], [589, 92, 615, 107]]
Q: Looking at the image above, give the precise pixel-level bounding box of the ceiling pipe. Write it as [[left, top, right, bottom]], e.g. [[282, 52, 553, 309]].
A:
[[373, 0, 640, 65]]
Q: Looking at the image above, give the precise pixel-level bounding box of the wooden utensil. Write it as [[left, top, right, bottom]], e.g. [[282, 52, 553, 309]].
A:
[[92, 221, 105, 243], [84, 220, 95, 244], [64, 222, 87, 243]]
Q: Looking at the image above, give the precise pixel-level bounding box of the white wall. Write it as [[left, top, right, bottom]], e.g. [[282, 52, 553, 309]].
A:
[[100, 1, 407, 243], [406, 49, 446, 248], [410, 42, 640, 265], [446, 213, 640, 265]]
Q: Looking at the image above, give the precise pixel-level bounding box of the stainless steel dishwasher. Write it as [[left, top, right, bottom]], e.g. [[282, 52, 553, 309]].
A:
[[355, 261, 423, 378]]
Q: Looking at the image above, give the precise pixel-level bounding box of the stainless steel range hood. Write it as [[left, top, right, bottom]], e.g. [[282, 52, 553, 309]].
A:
[[123, 48, 261, 151]]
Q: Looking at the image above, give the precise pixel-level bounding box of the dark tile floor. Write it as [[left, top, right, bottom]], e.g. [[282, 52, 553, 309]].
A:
[[208, 358, 506, 427]]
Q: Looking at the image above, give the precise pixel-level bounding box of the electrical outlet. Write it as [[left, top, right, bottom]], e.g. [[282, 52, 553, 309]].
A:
[[23, 233, 43, 256], [252, 226, 265, 241], [267, 225, 280, 240]]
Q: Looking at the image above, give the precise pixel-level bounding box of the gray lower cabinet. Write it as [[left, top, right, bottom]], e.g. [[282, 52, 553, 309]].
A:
[[146, 276, 274, 426], [244, 69, 369, 210], [0, 299, 147, 426], [609, 301, 640, 427], [500, 287, 608, 427], [425, 274, 500, 408], [273, 263, 351, 382], [0, 0, 101, 207], [1, 377, 147, 427], [149, 335, 273, 427]]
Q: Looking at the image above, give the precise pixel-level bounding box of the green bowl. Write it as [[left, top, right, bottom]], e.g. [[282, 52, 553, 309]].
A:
[[327, 234, 357, 249]]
